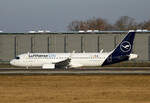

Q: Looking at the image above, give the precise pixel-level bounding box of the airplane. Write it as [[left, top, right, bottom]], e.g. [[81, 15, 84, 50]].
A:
[[10, 30, 138, 69]]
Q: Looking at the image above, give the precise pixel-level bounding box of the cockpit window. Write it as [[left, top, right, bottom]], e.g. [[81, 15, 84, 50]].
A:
[[15, 57, 20, 59]]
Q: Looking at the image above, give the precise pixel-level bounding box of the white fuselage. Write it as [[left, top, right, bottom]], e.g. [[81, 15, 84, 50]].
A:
[[10, 52, 138, 69], [10, 53, 111, 68]]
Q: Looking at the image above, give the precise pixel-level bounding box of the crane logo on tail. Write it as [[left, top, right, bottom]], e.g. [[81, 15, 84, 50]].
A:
[[120, 41, 131, 52]]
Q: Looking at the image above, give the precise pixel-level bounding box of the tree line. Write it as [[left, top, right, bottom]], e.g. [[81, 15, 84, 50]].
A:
[[67, 16, 150, 31]]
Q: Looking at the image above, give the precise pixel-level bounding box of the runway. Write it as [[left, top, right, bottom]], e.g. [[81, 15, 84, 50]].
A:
[[0, 67, 150, 75]]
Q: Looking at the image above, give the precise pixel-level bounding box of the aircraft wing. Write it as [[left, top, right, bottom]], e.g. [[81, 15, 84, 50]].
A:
[[55, 58, 71, 68]]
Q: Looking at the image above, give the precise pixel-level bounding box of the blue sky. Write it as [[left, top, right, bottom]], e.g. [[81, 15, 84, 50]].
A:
[[0, 0, 150, 32]]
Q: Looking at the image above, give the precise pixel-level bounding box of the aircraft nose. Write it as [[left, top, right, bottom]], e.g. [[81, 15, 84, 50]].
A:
[[10, 60, 15, 65]]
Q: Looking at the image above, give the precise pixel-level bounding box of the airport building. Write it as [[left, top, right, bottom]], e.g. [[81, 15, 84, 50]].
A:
[[0, 31, 149, 61]]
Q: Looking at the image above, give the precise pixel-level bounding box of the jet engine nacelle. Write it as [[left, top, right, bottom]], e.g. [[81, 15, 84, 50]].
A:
[[70, 63, 83, 68], [42, 64, 55, 69], [129, 54, 138, 60]]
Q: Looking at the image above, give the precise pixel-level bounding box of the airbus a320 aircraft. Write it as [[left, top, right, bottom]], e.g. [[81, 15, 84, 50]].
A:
[[10, 31, 138, 69]]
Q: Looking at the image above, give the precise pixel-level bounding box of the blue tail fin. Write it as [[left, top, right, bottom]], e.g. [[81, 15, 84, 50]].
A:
[[102, 31, 136, 66]]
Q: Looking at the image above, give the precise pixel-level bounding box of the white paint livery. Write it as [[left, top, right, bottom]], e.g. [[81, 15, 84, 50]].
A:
[[10, 53, 108, 68]]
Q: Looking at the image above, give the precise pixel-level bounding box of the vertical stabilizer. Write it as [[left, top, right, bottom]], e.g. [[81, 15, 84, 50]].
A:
[[102, 31, 136, 66]]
